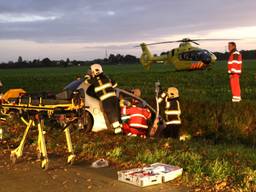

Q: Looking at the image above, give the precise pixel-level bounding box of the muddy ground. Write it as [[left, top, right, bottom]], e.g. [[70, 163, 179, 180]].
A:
[[0, 150, 188, 192]]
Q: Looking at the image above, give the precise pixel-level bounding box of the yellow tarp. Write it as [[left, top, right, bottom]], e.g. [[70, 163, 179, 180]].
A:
[[2, 89, 26, 101]]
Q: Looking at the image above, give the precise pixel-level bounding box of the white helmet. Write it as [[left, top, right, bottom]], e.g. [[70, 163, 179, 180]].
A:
[[90, 64, 103, 76], [167, 87, 179, 98]]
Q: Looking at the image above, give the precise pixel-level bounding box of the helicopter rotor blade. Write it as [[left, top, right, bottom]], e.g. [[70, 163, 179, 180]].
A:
[[134, 38, 241, 47], [189, 38, 241, 42], [138, 39, 196, 46], [191, 41, 200, 45], [145, 40, 181, 46]]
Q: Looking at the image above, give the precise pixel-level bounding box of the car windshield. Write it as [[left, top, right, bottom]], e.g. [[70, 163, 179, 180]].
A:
[[64, 78, 84, 92]]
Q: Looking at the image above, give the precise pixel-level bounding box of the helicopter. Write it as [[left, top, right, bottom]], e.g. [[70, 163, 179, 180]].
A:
[[138, 38, 230, 71]]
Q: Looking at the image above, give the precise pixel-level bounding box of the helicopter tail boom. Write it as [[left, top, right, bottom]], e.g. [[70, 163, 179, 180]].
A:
[[139, 43, 154, 70]]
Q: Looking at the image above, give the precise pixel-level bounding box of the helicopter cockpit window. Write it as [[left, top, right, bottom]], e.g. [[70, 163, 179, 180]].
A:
[[179, 52, 193, 60], [179, 50, 210, 61]]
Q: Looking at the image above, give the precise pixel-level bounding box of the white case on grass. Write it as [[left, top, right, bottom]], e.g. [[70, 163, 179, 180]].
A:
[[150, 163, 183, 182], [117, 167, 162, 187], [117, 163, 183, 187]]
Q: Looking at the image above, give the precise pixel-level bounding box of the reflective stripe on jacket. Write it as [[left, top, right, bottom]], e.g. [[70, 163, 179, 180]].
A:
[[158, 91, 181, 125], [165, 99, 181, 125], [157, 92, 167, 103], [90, 73, 117, 101], [228, 50, 242, 74], [122, 105, 151, 129]]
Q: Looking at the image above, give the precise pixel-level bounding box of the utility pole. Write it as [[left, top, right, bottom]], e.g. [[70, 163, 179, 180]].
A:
[[105, 49, 108, 59]]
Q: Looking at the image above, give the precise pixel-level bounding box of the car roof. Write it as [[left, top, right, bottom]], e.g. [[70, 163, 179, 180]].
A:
[[115, 88, 156, 113]]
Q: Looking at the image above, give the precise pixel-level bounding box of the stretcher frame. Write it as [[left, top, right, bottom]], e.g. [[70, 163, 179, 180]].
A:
[[1, 97, 84, 170]]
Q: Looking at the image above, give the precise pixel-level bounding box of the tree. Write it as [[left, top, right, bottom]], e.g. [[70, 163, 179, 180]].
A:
[[41, 58, 52, 66], [124, 55, 139, 63], [18, 56, 23, 63], [66, 58, 71, 65]]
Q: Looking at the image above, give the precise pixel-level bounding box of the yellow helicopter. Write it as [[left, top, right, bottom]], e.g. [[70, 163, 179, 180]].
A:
[[138, 38, 230, 71]]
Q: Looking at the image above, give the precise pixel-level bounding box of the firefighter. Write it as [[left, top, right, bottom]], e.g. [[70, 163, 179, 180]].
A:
[[119, 92, 131, 123], [121, 103, 151, 138], [88, 64, 122, 134], [228, 42, 242, 102], [158, 87, 181, 138]]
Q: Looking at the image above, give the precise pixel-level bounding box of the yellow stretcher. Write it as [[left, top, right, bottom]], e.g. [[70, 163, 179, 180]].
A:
[[0, 88, 85, 170]]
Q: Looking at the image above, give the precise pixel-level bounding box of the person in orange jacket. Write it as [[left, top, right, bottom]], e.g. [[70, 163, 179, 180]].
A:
[[227, 42, 242, 102], [121, 103, 151, 137]]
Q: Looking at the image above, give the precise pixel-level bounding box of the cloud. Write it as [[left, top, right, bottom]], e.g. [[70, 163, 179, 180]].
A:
[[0, 13, 60, 23], [107, 11, 116, 16], [0, 0, 254, 43], [83, 41, 138, 50], [0, 0, 255, 61]]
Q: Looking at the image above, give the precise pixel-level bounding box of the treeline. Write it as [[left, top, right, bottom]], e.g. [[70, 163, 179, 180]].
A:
[[0, 54, 139, 69], [90, 54, 139, 65], [213, 50, 256, 60], [0, 50, 255, 69]]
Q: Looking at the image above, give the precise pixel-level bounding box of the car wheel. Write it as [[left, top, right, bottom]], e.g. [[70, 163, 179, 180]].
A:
[[80, 110, 93, 133]]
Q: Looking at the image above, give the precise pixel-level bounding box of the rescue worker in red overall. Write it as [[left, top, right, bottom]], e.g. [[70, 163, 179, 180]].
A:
[[158, 87, 181, 138], [121, 96, 151, 137], [228, 42, 242, 102], [88, 64, 122, 134]]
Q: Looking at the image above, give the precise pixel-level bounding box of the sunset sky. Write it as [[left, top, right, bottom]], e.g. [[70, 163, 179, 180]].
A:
[[0, 0, 255, 62]]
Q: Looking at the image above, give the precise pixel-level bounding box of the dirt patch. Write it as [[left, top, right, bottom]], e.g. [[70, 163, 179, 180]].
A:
[[0, 151, 187, 192]]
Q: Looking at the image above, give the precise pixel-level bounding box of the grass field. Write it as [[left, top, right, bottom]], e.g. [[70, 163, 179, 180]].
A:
[[0, 60, 255, 101], [0, 61, 256, 191], [1, 61, 256, 143]]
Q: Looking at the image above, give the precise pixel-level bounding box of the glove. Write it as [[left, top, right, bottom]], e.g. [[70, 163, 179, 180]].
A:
[[84, 75, 91, 84], [114, 127, 122, 134], [84, 74, 91, 80]]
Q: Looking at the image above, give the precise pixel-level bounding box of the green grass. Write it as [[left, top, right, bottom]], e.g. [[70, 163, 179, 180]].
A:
[[1, 61, 256, 144], [0, 60, 255, 101]]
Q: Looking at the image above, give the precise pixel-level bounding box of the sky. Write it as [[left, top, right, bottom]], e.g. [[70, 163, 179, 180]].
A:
[[0, 0, 255, 62]]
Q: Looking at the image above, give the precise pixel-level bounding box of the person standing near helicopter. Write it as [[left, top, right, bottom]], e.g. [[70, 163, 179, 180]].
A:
[[87, 64, 122, 134], [227, 42, 242, 102]]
